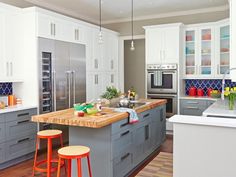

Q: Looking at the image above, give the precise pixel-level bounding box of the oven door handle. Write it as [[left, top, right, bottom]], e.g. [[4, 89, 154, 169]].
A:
[[148, 94, 177, 98]]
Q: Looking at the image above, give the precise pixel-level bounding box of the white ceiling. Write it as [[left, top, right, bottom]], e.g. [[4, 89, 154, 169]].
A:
[[0, 0, 229, 24]]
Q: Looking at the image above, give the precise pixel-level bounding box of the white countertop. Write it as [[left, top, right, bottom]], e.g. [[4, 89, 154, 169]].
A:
[[169, 115, 236, 128], [179, 95, 218, 101], [203, 100, 236, 118], [0, 105, 37, 114]]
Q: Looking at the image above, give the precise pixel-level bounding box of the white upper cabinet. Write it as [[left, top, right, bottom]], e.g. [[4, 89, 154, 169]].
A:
[[229, 0, 236, 82], [184, 19, 229, 79], [0, 6, 23, 82], [144, 23, 182, 64]]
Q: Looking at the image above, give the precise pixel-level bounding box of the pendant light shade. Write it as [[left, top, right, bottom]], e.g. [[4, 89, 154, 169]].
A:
[[130, 0, 135, 51], [98, 0, 103, 44]]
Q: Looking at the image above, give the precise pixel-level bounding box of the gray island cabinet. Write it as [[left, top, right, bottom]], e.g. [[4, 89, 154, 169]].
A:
[[70, 105, 166, 177]]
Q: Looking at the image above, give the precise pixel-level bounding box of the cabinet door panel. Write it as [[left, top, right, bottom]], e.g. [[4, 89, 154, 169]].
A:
[[0, 143, 6, 163], [0, 123, 5, 143], [37, 13, 54, 39], [86, 72, 103, 101], [163, 27, 180, 63]]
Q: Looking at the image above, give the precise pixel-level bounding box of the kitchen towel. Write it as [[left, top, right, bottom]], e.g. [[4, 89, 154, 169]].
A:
[[114, 108, 139, 124], [154, 71, 162, 86]]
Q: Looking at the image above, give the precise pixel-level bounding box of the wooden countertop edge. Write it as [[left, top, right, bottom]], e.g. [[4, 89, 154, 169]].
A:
[[31, 99, 167, 128]]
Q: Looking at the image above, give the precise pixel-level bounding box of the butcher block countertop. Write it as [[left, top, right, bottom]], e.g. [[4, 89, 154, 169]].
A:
[[31, 99, 167, 128]]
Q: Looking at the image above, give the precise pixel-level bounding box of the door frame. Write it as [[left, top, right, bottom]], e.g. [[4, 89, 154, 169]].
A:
[[118, 35, 145, 92]]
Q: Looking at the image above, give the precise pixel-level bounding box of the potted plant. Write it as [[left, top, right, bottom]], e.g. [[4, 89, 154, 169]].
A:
[[101, 86, 121, 104]]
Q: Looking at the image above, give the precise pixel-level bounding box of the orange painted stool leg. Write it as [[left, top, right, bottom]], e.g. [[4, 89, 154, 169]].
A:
[[47, 138, 52, 177], [57, 157, 61, 177], [32, 137, 39, 177], [77, 158, 82, 177], [87, 156, 93, 177], [67, 159, 72, 177]]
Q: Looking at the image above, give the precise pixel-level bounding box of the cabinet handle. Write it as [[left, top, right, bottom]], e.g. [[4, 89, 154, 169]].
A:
[[111, 60, 114, 70], [120, 122, 129, 128], [6, 62, 9, 76], [143, 113, 150, 118], [17, 138, 30, 144], [163, 50, 166, 60], [120, 130, 130, 137], [111, 74, 114, 83], [217, 64, 220, 75], [53, 24, 56, 36], [10, 62, 13, 76], [17, 120, 30, 124], [145, 125, 149, 140], [77, 29, 79, 40], [186, 106, 199, 110], [94, 59, 98, 69], [50, 23, 53, 36], [160, 109, 164, 122], [94, 75, 98, 85], [121, 153, 130, 161], [187, 101, 199, 104], [17, 113, 30, 117]]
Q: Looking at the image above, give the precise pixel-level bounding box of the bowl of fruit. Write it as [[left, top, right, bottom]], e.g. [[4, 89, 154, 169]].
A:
[[210, 90, 221, 98]]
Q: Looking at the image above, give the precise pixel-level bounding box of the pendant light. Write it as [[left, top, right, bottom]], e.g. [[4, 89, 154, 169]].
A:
[[130, 0, 135, 51], [98, 0, 103, 44]]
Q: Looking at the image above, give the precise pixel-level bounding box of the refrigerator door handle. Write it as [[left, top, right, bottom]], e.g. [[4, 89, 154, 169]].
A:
[[71, 70, 76, 105], [52, 70, 56, 111], [66, 71, 71, 108]]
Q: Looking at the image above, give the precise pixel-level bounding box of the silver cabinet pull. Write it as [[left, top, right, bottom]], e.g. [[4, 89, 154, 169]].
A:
[[6, 62, 9, 76], [111, 60, 114, 70], [10, 62, 13, 76], [50, 23, 53, 36], [94, 59, 98, 69], [217, 64, 220, 75], [53, 23, 56, 36], [66, 71, 71, 108], [186, 107, 199, 110], [94, 74, 99, 85], [187, 101, 199, 104], [111, 74, 114, 83]]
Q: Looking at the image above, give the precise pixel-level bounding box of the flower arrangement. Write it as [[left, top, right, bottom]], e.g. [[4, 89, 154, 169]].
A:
[[224, 87, 236, 110]]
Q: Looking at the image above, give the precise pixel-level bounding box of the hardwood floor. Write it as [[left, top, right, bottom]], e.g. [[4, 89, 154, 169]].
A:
[[0, 135, 173, 177]]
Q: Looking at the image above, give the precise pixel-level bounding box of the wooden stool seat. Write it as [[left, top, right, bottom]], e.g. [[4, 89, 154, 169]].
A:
[[58, 146, 90, 158], [37, 129, 62, 138], [57, 145, 92, 177], [33, 129, 65, 177]]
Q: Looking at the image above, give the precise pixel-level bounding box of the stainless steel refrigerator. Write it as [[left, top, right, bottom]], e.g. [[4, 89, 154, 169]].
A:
[[38, 38, 86, 148]]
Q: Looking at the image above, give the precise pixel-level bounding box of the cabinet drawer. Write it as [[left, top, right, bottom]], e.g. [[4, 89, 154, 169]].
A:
[[112, 129, 133, 158], [139, 110, 153, 122], [5, 134, 35, 161], [6, 117, 37, 141], [181, 107, 204, 116], [181, 99, 207, 108], [113, 147, 133, 177], [5, 108, 37, 122], [112, 118, 131, 135], [0, 114, 5, 123], [0, 123, 5, 143], [0, 142, 6, 163]]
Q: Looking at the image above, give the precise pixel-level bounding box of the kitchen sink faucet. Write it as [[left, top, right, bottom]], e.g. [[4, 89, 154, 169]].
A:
[[221, 68, 236, 100]]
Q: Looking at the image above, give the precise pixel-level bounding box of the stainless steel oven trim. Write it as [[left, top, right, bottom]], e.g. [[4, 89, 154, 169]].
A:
[[147, 94, 177, 118], [147, 70, 177, 94]]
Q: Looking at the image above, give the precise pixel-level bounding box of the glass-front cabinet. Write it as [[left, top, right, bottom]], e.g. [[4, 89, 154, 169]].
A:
[[200, 27, 213, 76], [184, 19, 229, 78], [217, 21, 230, 76], [185, 30, 196, 76]]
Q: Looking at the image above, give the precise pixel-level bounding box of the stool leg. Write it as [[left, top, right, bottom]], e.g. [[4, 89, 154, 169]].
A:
[[77, 158, 82, 177], [32, 137, 39, 177], [87, 156, 93, 177], [57, 157, 62, 177], [47, 138, 52, 177], [59, 134, 67, 174], [68, 159, 72, 177]]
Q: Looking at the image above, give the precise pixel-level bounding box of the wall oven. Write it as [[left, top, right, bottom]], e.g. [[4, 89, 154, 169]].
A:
[[147, 64, 177, 94], [147, 94, 177, 118]]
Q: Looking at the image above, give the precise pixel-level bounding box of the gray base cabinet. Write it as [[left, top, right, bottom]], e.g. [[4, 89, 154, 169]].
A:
[[0, 108, 37, 169], [70, 105, 166, 177], [180, 99, 216, 116]]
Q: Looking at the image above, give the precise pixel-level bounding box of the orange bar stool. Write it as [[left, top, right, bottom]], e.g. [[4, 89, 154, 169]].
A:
[[32, 129, 65, 177], [57, 146, 93, 177]]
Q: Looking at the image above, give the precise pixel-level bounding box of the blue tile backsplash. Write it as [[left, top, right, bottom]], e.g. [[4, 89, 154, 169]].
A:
[[185, 79, 236, 96], [0, 83, 13, 95]]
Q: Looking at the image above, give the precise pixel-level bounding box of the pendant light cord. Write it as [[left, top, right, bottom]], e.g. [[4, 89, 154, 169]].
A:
[[131, 0, 134, 41], [99, 0, 102, 32]]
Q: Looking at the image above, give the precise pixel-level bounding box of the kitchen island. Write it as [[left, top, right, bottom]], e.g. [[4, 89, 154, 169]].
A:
[[32, 99, 167, 177]]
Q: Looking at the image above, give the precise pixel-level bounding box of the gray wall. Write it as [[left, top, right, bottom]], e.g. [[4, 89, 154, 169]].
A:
[[104, 10, 229, 36], [124, 39, 145, 98]]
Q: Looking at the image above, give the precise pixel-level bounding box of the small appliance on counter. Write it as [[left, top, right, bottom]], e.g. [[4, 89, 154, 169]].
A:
[[189, 87, 197, 96]]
